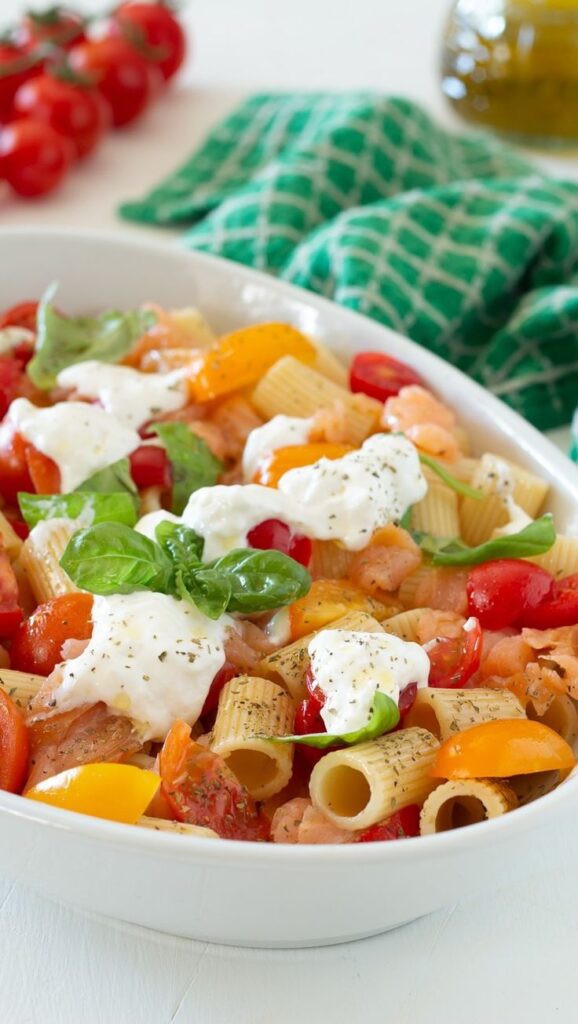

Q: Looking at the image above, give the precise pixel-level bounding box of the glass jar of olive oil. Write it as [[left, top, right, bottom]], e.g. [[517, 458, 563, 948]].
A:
[[441, 0, 578, 143]]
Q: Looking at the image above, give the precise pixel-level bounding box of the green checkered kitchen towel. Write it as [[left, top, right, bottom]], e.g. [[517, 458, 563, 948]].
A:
[[120, 93, 578, 435]]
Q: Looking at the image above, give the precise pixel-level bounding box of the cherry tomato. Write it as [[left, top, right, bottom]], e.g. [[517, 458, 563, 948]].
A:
[[69, 37, 157, 128], [26, 702, 141, 790], [200, 660, 237, 717], [0, 357, 22, 419], [398, 681, 418, 717], [431, 719, 576, 780], [159, 720, 270, 841], [0, 547, 22, 638], [356, 805, 420, 842], [0, 688, 29, 793], [350, 352, 425, 403], [129, 444, 172, 489], [247, 518, 312, 568], [0, 43, 42, 123], [0, 118, 73, 197], [110, 2, 187, 82], [0, 301, 38, 333], [426, 617, 482, 689], [18, 7, 86, 52], [467, 560, 555, 631], [10, 593, 93, 677], [3, 512, 29, 541], [0, 432, 34, 504], [26, 446, 61, 494], [522, 573, 578, 629], [293, 693, 327, 768], [13, 72, 109, 160]]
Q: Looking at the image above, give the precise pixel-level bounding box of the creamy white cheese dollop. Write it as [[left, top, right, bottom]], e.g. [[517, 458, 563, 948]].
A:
[[173, 433, 427, 559], [4, 398, 140, 492], [242, 414, 313, 481], [57, 361, 188, 430], [308, 629, 430, 734], [51, 592, 232, 741], [478, 453, 532, 537]]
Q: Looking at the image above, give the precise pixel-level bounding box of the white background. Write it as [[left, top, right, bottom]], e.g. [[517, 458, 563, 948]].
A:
[[1, 0, 578, 1020]]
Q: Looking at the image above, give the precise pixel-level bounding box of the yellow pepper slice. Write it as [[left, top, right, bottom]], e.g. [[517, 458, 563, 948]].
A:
[[253, 443, 354, 487], [26, 763, 160, 824], [186, 323, 316, 402]]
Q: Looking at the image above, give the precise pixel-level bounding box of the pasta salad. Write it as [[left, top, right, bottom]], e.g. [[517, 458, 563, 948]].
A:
[[0, 292, 575, 844]]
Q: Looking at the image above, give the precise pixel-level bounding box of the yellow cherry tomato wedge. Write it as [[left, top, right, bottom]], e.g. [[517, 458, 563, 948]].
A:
[[26, 763, 160, 824], [431, 719, 577, 780], [186, 323, 316, 402], [253, 443, 354, 487], [289, 578, 393, 640]]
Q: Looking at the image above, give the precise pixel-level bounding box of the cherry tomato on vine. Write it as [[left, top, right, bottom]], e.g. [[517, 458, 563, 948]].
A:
[[425, 617, 482, 689], [13, 71, 109, 159], [0, 43, 43, 123], [350, 352, 425, 403], [0, 118, 73, 197], [69, 37, 158, 127], [109, 2, 187, 82], [18, 7, 87, 52]]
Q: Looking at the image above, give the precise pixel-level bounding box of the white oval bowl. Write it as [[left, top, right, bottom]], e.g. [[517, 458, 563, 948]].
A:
[[1, 227, 577, 949]]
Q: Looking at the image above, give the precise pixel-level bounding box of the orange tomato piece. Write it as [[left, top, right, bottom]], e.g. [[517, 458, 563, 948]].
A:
[[186, 323, 316, 402], [26, 763, 160, 824], [253, 443, 353, 487], [10, 592, 94, 676], [431, 719, 576, 779], [0, 688, 29, 793], [26, 445, 61, 494], [289, 578, 390, 640]]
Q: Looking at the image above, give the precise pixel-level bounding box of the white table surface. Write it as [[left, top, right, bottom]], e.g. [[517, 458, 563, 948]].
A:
[[2, 1, 578, 1021]]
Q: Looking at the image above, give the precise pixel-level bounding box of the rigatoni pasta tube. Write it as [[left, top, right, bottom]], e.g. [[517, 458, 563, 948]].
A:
[[0, 510, 23, 559], [526, 694, 578, 747], [257, 611, 384, 700], [528, 535, 578, 579], [382, 608, 428, 643], [460, 454, 549, 546], [404, 687, 526, 742], [251, 356, 381, 445], [411, 483, 459, 538], [398, 565, 434, 609], [19, 520, 79, 603], [138, 815, 219, 839], [211, 676, 294, 800], [420, 779, 517, 835], [0, 668, 44, 712], [309, 727, 440, 831]]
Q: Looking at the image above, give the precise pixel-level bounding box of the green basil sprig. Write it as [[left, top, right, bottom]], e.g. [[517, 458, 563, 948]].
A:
[[60, 520, 311, 619], [150, 422, 223, 515], [18, 491, 138, 529], [412, 513, 555, 567], [75, 457, 137, 497], [418, 453, 483, 501], [27, 284, 156, 390], [272, 692, 400, 749]]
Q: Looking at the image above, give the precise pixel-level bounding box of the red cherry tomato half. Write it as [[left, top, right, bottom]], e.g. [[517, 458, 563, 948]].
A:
[[247, 518, 312, 567], [398, 682, 418, 717], [356, 805, 421, 842], [0, 301, 38, 333], [200, 661, 237, 717], [426, 617, 482, 689], [467, 559, 555, 631], [69, 38, 158, 128], [26, 446, 61, 494], [522, 573, 578, 629], [0, 358, 22, 420], [0, 118, 73, 198], [294, 688, 329, 768], [0, 546, 22, 639], [18, 8, 86, 51], [0, 688, 29, 793], [349, 352, 425, 403], [10, 592, 94, 677], [0, 432, 34, 504], [129, 444, 172, 489], [0, 44, 43, 123], [110, 2, 187, 82], [13, 72, 109, 160]]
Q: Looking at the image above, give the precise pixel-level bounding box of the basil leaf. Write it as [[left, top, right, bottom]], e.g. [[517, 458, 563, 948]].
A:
[[27, 284, 156, 390], [60, 522, 174, 595], [209, 548, 311, 613], [399, 506, 412, 530], [75, 457, 137, 497], [155, 520, 205, 568], [150, 422, 223, 515], [419, 453, 484, 501], [426, 513, 556, 567], [18, 491, 137, 529], [176, 567, 232, 620], [273, 692, 400, 748]]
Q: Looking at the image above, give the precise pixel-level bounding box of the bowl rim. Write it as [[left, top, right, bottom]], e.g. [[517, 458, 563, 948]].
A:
[[1, 224, 577, 864]]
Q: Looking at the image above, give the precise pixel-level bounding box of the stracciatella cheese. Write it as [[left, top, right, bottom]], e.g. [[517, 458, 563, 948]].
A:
[[57, 361, 188, 430]]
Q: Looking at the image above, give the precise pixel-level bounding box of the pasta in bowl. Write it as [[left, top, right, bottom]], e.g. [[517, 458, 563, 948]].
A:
[[0, 228, 577, 947]]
